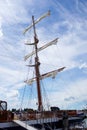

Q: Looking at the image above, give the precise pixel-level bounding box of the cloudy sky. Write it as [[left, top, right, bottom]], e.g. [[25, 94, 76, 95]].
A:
[[0, 0, 87, 110]]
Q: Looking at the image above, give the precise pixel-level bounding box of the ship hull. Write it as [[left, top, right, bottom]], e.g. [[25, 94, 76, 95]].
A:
[[0, 116, 84, 130], [0, 122, 27, 130]]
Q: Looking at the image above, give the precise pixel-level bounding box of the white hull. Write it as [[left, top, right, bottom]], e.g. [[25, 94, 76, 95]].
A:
[[0, 122, 18, 128], [0, 116, 84, 130]]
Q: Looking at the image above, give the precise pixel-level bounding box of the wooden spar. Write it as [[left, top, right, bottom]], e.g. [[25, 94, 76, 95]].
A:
[[24, 38, 58, 61], [25, 67, 66, 85], [23, 11, 50, 34], [32, 16, 43, 112]]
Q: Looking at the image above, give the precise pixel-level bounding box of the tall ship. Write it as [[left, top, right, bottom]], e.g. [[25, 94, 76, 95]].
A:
[[0, 11, 85, 130]]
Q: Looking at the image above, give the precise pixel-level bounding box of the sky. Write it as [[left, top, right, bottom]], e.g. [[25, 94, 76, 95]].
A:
[[0, 0, 87, 110]]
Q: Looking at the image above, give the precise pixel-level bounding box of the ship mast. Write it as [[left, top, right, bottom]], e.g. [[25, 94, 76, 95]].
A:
[[24, 11, 50, 112], [24, 11, 65, 112], [32, 16, 43, 111]]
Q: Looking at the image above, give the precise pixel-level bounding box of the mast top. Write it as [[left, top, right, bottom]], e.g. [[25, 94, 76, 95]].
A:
[[23, 11, 50, 35]]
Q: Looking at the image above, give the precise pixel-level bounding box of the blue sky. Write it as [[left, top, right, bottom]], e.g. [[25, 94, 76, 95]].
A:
[[0, 0, 87, 110]]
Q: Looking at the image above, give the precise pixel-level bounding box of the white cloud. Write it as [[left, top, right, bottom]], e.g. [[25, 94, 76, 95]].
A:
[[0, 16, 3, 38], [6, 90, 19, 98], [47, 78, 87, 109], [79, 62, 87, 69], [0, 30, 3, 37], [0, 0, 31, 25]]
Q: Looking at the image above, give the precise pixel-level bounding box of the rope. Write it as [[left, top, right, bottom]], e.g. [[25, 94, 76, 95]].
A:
[[20, 84, 26, 110], [20, 28, 36, 110], [41, 80, 51, 110]]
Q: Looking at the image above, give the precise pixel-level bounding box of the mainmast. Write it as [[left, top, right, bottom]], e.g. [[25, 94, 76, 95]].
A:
[[32, 16, 43, 111], [24, 11, 65, 112], [24, 11, 50, 112]]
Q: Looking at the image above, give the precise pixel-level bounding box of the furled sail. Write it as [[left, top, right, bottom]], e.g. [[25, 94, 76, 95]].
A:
[[25, 67, 65, 85], [23, 11, 50, 34], [24, 38, 58, 61]]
